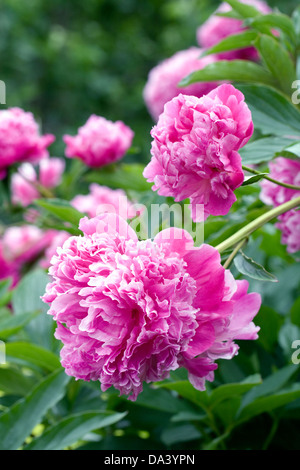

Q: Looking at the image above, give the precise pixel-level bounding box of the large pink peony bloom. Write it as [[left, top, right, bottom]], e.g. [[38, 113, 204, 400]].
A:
[[197, 0, 272, 61], [42, 213, 260, 400], [71, 183, 140, 220], [0, 108, 55, 179], [11, 158, 65, 207], [143, 47, 220, 121], [260, 157, 300, 253], [63, 115, 134, 168], [143, 84, 253, 222]]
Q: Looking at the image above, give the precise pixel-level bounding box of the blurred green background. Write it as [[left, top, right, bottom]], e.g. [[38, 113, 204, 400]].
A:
[[0, 0, 299, 162]]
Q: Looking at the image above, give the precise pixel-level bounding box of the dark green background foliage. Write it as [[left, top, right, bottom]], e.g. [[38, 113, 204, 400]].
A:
[[0, 0, 300, 451]]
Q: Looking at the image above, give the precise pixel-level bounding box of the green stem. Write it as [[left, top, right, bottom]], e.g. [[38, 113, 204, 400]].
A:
[[242, 165, 300, 191], [216, 195, 300, 253], [223, 238, 248, 269]]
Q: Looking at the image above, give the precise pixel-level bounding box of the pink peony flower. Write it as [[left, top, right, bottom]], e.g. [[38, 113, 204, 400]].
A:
[[260, 157, 300, 207], [2, 225, 57, 265], [42, 213, 260, 400], [143, 47, 220, 121], [11, 158, 65, 207], [0, 241, 20, 286], [197, 0, 272, 61], [260, 157, 300, 254], [71, 183, 141, 220], [276, 211, 300, 254], [0, 108, 55, 179], [38, 157, 65, 189], [63, 115, 134, 168], [0, 225, 58, 286], [143, 84, 253, 222]]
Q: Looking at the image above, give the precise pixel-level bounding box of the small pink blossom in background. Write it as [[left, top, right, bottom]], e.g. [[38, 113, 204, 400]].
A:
[[260, 157, 300, 253], [63, 115, 134, 168], [39, 231, 71, 270], [42, 212, 260, 400], [0, 107, 55, 180], [197, 0, 272, 61], [276, 211, 300, 254], [71, 183, 141, 220], [38, 157, 65, 189], [2, 225, 56, 265], [0, 225, 58, 286], [143, 84, 253, 222], [11, 158, 65, 207], [143, 47, 220, 121]]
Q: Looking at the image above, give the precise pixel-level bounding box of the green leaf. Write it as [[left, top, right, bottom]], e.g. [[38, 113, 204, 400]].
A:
[[179, 60, 277, 88], [237, 384, 300, 423], [208, 376, 262, 410], [156, 380, 209, 410], [201, 31, 258, 57], [278, 322, 300, 359], [160, 424, 201, 446], [255, 306, 284, 352], [5, 342, 61, 372], [224, 0, 263, 18], [291, 298, 300, 327], [24, 410, 127, 450], [0, 279, 13, 308], [254, 34, 296, 95], [246, 13, 297, 45], [85, 164, 152, 192], [11, 269, 54, 350], [0, 369, 69, 450], [0, 311, 40, 340], [236, 84, 300, 137], [280, 141, 300, 159], [239, 364, 299, 412], [234, 251, 278, 282], [0, 366, 37, 396], [34, 198, 83, 232], [242, 173, 268, 186], [239, 136, 295, 164], [133, 382, 195, 414]]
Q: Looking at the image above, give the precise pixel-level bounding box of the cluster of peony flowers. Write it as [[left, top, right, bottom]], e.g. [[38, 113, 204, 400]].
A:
[[11, 157, 65, 207], [143, 47, 220, 121], [0, 107, 55, 180], [196, 0, 272, 61], [143, 84, 253, 222], [260, 157, 300, 253], [42, 213, 261, 400], [63, 115, 134, 168]]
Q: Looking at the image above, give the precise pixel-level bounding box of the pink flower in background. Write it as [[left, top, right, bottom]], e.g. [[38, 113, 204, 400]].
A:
[[71, 183, 141, 220], [39, 157, 65, 189], [39, 230, 71, 270], [42, 213, 260, 400], [260, 157, 300, 254], [0, 225, 58, 285], [143, 84, 253, 222], [260, 157, 300, 207], [2, 225, 56, 265], [11, 158, 65, 207], [143, 47, 220, 121], [63, 115, 134, 168], [11, 163, 40, 207], [0, 108, 55, 179], [276, 211, 300, 254], [197, 0, 272, 61]]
